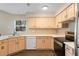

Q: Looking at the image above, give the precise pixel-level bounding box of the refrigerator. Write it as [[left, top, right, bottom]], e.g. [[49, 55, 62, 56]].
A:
[[74, 3, 79, 56]]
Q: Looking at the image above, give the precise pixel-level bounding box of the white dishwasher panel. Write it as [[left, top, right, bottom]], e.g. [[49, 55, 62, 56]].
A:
[[26, 36, 36, 49]]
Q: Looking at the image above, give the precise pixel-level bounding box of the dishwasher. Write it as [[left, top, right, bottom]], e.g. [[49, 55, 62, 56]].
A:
[[26, 36, 36, 49]]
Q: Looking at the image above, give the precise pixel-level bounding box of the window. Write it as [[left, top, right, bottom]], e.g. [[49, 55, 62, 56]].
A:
[[15, 20, 26, 31]]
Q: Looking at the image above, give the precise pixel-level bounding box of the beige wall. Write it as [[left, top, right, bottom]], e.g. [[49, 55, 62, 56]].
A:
[[0, 11, 14, 34]]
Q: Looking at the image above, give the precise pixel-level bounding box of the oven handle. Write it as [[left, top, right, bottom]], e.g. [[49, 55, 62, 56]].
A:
[[55, 40, 63, 47]]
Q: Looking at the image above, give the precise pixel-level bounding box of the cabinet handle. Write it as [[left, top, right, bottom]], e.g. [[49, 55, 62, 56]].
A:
[[1, 46, 4, 49], [1, 42, 4, 44]]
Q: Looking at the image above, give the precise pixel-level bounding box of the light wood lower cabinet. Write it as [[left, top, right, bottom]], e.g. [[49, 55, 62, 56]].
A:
[[0, 36, 54, 56], [36, 36, 54, 49], [0, 40, 8, 56], [8, 37, 17, 54], [36, 37, 44, 49], [44, 37, 51, 49], [16, 36, 25, 51], [8, 36, 25, 54]]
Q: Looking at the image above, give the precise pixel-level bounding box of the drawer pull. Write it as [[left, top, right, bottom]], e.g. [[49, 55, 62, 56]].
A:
[[1, 46, 4, 49]]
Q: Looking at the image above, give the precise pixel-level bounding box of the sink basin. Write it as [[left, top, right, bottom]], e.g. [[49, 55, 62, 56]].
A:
[[0, 35, 9, 40]]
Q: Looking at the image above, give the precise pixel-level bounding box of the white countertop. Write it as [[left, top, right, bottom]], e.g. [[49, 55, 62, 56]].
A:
[[0, 35, 10, 40], [0, 34, 65, 40], [64, 42, 74, 49], [19, 34, 65, 37]]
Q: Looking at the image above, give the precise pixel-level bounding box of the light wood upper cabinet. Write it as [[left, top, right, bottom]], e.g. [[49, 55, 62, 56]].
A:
[[47, 18, 56, 28], [61, 9, 67, 22], [36, 37, 44, 49], [28, 17, 36, 28], [28, 17, 56, 28], [55, 4, 76, 28], [35, 17, 48, 28], [8, 36, 25, 55], [56, 13, 62, 28], [0, 40, 8, 56], [66, 4, 75, 20]]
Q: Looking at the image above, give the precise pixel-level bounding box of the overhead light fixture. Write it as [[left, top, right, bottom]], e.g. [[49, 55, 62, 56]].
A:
[[42, 5, 48, 10], [26, 3, 30, 6]]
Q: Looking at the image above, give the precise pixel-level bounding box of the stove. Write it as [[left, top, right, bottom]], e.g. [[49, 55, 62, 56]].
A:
[[54, 31, 74, 56]]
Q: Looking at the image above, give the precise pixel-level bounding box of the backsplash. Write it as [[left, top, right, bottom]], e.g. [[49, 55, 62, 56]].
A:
[[56, 28, 69, 35], [28, 29, 57, 34]]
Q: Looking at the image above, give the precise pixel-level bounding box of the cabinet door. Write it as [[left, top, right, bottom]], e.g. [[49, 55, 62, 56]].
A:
[[8, 38, 17, 54], [28, 17, 36, 28], [65, 45, 75, 56], [48, 18, 56, 28], [0, 40, 8, 56], [67, 4, 75, 20], [56, 14, 62, 28], [44, 37, 51, 49], [18, 37, 25, 50], [61, 10, 67, 22], [50, 37, 54, 50], [36, 37, 44, 49], [36, 17, 49, 28]]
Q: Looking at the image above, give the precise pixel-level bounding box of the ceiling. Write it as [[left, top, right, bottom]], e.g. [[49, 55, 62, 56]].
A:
[[0, 3, 70, 16]]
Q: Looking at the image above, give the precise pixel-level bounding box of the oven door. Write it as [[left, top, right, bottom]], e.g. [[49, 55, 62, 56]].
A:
[[54, 39, 65, 56]]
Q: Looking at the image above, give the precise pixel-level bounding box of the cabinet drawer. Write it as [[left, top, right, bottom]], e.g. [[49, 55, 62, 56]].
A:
[[65, 45, 75, 56], [0, 40, 8, 56], [65, 51, 73, 56], [0, 40, 8, 45]]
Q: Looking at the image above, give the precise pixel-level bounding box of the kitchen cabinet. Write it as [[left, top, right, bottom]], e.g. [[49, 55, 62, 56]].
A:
[[36, 37, 44, 49], [66, 4, 75, 20], [61, 9, 67, 22], [0, 40, 8, 56], [47, 18, 56, 28], [8, 36, 25, 54], [56, 13, 62, 28], [16, 36, 25, 51], [55, 10, 68, 28], [28, 17, 56, 28], [44, 37, 51, 49], [28, 17, 36, 28], [55, 4, 75, 28], [65, 44, 75, 56], [8, 37, 17, 54], [36, 36, 53, 49], [35, 17, 49, 28], [36, 17, 56, 28]]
